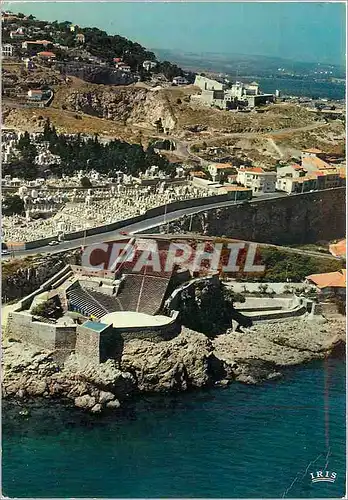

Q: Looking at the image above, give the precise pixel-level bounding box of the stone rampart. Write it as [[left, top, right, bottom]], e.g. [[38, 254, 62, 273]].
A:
[[5, 311, 76, 352]]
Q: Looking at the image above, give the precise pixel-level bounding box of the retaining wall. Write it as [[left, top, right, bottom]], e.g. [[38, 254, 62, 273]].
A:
[[23, 194, 232, 250], [6, 311, 77, 351], [174, 188, 346, 245]]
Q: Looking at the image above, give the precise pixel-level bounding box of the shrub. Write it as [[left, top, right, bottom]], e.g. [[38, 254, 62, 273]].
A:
[[32, 297, 63, 320]]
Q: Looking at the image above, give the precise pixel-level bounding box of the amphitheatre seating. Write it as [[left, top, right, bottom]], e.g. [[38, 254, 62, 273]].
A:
[[67, 285, 110, 319], [113, 273, 171, 315], [87, 289, 125, 312], [67, 269, 172, 318]]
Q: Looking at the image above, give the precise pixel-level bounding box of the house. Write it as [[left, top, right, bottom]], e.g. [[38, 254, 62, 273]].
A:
[[22, 40, 51, 50], [119, 64, 131, 73], [114, 61, 131, 72], [301, 155, 332, 172], [76, 33, 85, 44], [291, 176, 318, 193], [172, 76, 188, 85], [208, 163, 235, 182], [227, 174, 237, 184], [143, 60, 157, 71], [189, 171, 207, 179], [27, 89, 43, 101], [276, 176, 299, 194], [276, 163, 306, 179], [217, 185, 253, 200], [2, 43, 14, 57], [329, 239, 346, 259], [10, 29, 25, 39], [306, 269, 346, 298], [237, 167, 276, 194], [301, 148, 325, 160], [70, 24, 78, 32], [37, 51, 56, 60], [194, 75, 227, 91]]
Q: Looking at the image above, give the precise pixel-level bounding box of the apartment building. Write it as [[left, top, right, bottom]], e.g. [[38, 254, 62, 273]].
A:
[[237, 167, 276, 193], [2, 43, 14, 57], [208, 163, 235, 182]]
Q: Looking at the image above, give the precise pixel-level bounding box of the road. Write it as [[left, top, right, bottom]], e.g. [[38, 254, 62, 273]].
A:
[[6, 192, 288, 258], [149, 121, 330, 165]]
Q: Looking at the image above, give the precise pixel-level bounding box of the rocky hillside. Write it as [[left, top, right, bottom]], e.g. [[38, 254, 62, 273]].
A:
[[51, 83, 322, 136], [54, 84, 177, 132]]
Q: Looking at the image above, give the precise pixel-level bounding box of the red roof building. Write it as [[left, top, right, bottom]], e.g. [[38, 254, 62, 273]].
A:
[[37, 51, 56, 58]]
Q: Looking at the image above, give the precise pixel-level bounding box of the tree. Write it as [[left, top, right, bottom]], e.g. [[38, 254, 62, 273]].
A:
[[3, 195, 25, 216], [80, 176, 92, 188]]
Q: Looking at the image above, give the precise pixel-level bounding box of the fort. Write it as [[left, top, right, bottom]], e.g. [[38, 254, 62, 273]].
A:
[[5, 236, 323, 367], [5, 257, 182, 364]]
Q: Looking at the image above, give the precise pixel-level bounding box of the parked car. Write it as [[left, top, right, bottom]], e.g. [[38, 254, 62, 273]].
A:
[[1, 249, 10, 255]]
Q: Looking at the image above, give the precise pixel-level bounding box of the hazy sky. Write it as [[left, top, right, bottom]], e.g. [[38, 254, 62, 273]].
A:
[[5, 1, 346, 65]]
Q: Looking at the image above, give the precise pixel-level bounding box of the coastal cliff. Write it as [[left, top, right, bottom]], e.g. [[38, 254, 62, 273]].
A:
[[2, 317, 345, 412]]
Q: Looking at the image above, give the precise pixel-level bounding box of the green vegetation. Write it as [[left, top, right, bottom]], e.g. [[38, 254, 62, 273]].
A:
[[258, 247, 343, 282], [80, 176, 92, 188], [2, 256, 36, 279], [31, 297, 63, 320], [177, 280, 245, 336], [2, 195, 25, 216], [3, 14, 191, 81], [3, 120, 173, 180]]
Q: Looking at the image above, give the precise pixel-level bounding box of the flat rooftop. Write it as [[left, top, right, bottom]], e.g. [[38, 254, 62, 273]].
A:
[[101, 311, 173, 328]]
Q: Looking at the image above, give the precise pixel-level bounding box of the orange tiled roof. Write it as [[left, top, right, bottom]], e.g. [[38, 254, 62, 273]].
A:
[[240, 167, 264, 173], [302, 156, 332, 170], [329, 239, 346, 258], [190, 171, 206, 177], [302, 148, 323, 154], [37, 51, 56, 57], [222, 185, 250, 191], [307, 269, 346, 288]]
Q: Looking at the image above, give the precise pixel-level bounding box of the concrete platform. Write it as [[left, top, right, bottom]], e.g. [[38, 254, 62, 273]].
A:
[[100, 311, 173, 328]]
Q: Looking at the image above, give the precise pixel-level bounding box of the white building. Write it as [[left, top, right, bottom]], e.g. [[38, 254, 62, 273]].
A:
[[276, 163, 306, 179], [2, 43, 14, 57], [172, 76, 188, 85], [208, 163, 234, 182], [143, 60, 157, 71], [237, 167, 276, 194], [34, 151, 61, 166]]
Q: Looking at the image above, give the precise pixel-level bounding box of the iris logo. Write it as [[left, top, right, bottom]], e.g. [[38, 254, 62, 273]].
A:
[[310, 471, 337, 483]]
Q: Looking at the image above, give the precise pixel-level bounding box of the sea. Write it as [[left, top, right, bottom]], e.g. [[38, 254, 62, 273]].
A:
[[255, 78, 345, 101], [2, 358, 346, 499]]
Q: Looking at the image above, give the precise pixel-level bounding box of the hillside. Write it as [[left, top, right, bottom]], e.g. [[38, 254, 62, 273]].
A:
[[1, 12, 188, 81]]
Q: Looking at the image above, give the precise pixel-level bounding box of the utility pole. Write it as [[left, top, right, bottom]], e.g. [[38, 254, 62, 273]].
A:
[[163, 203, 167, 232], [189, 213, 193, 232]]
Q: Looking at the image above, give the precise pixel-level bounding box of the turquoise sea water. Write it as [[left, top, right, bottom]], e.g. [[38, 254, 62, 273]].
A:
[[2, 359, 345, 498]]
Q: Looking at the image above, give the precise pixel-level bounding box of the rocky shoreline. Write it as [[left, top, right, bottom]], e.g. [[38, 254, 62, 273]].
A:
[[2, 316, 345, 413]]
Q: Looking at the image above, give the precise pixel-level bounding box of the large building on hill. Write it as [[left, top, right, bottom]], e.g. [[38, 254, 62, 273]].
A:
[[192, 75, 275, 109]]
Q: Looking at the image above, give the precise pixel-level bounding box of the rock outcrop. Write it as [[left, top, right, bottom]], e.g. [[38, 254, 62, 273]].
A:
[[121, 328, 214, 391], [2, 251, 81, 304], [2, 317, 345, 412], [2, 342, 135, 412], [62, 87, 177, 131]]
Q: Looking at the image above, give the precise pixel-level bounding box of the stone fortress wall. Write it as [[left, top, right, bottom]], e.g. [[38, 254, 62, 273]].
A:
[[5, 265, 182, 363]]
